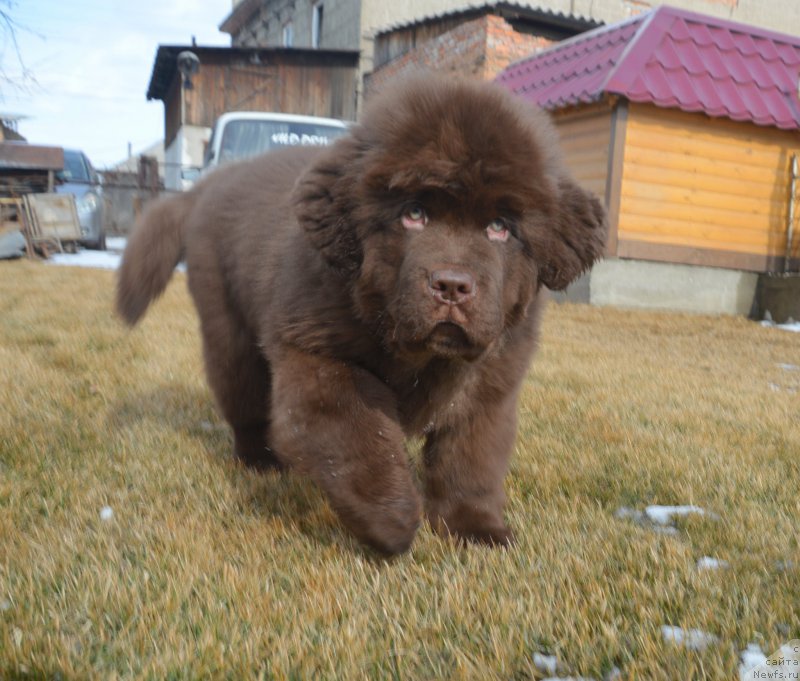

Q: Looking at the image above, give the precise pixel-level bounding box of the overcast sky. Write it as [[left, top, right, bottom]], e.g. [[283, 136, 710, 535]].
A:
[[2, 0, 232, 168]]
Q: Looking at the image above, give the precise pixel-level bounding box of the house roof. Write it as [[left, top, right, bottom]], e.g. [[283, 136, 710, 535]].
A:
[[0, 142, 63, 171], [219, 0, 260, 36], [146, 45, 360, 102], [497, 5, 800, 130], [374, 3, 602, 40]]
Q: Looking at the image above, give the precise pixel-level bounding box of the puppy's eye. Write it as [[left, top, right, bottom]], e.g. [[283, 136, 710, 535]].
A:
[[401, 204, 427, 231], [487, 218, 510, 243]]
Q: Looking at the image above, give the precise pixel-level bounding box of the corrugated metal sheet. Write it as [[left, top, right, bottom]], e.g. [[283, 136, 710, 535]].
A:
[[374, 2, 601, 37], [0, 143, 64, 171], [497, 5, 800, 130]]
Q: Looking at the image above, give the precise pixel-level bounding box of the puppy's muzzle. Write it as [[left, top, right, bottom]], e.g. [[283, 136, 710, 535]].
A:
[[428, 269, 476, 306]]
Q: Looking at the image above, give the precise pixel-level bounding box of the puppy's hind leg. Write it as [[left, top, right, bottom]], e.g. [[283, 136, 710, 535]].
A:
[[188, 268, 282, 472]]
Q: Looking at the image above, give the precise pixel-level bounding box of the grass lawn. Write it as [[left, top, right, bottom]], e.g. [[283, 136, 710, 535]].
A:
[[1, 259, 798, 680]]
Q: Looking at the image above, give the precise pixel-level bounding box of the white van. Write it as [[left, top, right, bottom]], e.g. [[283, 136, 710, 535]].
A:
[[203, 111, 349, 170]]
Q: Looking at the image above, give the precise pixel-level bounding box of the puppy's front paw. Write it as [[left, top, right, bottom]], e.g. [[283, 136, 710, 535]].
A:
[[460, 524, 514, 548], [428, 505, 514, 548], [341, 490, 422, 556]]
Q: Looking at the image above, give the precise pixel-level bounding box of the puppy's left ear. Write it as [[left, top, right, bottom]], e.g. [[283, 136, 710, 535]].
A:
[[537, 177, 608, 291], [293, 138, 363, 276]]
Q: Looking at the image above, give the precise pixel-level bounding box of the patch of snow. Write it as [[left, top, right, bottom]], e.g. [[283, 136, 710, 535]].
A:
[[100, 506, 114, 521], [613, 506, 645, 523], [740, 640, 800, 681], [105, 236, 127, 252], [614, 506, 680, 535], [661, 625, 719, 651], [761, 319, 800, 333], [778, 363, 800, 371], [739, 643, 768, 679], [43, 245, 185, 273], [604, 668, 623, 681], [615, 504, 719, 538], [47, 249, 122, 270], [776, 641, 800, 659], [645, 505, 716, 526], [770, 382, 799, 395], [534, 653, 601, 680], [0, 599, 11, 612], [696, 556, 729, 570], [533, 653, 559, 675]]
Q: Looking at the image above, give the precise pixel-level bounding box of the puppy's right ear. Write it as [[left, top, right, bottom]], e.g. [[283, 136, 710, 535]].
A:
[[293, 138, 364, 276]]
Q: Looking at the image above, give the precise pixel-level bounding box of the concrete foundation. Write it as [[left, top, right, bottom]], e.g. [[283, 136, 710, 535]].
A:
[[553, 258, 760, 316]]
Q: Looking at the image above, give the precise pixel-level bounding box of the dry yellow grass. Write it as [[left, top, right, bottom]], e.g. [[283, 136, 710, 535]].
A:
[[0, 259, 798, 680]]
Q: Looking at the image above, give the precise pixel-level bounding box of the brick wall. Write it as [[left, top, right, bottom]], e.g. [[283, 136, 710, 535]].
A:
[[483, 16, 552, 80], [367, 14, 552, 94]]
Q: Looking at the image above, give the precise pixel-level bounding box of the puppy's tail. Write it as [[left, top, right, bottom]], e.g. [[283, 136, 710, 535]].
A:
[[116, 192, 192, 326]]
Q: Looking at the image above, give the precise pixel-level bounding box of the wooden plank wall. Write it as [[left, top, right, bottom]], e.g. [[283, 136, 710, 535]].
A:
[[617, 103, 798, 270], [554, 106, 612, 203], [165, 56, 357, 145]]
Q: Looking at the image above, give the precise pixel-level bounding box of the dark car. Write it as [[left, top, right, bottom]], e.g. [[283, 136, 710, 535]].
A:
[[55, 149, 105, 250]]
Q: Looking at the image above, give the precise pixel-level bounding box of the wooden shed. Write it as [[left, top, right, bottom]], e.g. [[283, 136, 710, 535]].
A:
[[146, 45, 359, 189], [498, 6, 800, 310], [147, 46, 359, 144]]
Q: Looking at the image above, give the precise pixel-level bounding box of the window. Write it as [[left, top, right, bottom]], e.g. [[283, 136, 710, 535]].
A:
[[311, 3, 323, 48], [216, 119, 347, 165], [282, 21, 294, 47], [56, 150, 91, 183]]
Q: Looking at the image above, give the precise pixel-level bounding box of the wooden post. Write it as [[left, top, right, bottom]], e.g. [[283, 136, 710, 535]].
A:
[[786, 153, 798, 274]]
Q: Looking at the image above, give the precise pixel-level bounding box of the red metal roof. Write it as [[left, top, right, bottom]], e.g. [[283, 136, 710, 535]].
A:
[[497, 5, 800, 130]]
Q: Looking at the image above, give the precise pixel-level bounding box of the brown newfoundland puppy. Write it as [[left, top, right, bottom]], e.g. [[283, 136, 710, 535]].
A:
[[117, 73, 607, 555]]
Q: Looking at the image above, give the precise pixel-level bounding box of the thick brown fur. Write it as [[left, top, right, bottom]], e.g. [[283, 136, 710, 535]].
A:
[[117, 73, 607, 555]]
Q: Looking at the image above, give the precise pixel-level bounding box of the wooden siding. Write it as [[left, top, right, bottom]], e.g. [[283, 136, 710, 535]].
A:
[[617, 103, 799, 271], [553, 106, 612, 203], [163, 52, 357, 146]]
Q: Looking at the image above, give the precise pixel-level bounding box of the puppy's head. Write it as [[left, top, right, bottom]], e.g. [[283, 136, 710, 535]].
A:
[[294, 72, 607, 361]]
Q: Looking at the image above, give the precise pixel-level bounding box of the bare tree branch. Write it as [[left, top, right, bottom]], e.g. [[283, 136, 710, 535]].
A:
[[0, 0, 39, 95]]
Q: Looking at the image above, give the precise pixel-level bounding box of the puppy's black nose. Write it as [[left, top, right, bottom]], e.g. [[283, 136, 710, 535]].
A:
[[429, 269, 476, 305]]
